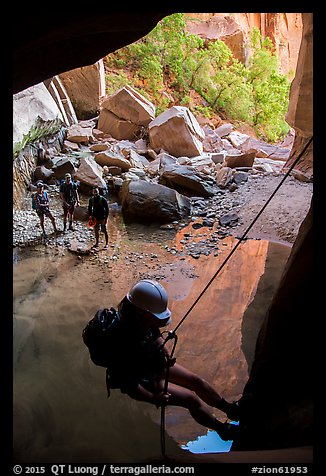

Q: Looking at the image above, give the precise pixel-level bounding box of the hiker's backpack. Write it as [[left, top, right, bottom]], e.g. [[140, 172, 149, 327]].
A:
[[31, 191, 47, 210], [31, 193, 38, 210], [82, 307, 120, 368], [82, 307, 122, 397]]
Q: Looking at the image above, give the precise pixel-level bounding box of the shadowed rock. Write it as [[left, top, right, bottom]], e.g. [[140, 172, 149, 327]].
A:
[[120, 179, 191, 224]]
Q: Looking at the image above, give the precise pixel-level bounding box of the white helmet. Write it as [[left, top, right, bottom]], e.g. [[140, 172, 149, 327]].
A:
[[127, 279, 171, 325]]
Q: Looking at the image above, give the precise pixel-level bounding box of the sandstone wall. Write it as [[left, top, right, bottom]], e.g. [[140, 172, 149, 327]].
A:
[[13, 83, 64, 146], [59, 60, 106, 120], [237, 12, 313, 451], [284, 13, 313, 179], [185, 13, 303, 75]]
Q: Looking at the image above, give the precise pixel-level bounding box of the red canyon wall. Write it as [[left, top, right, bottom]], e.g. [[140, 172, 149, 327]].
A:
[[185, 13, 303, 76]]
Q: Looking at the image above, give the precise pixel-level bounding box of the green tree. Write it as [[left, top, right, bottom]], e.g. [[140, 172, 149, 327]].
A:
[[104, 15, 291, 142], [247, 28, 291, 141]]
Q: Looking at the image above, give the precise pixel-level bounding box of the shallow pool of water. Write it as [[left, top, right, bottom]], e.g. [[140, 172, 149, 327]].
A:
[[13, 219, 291, 463]]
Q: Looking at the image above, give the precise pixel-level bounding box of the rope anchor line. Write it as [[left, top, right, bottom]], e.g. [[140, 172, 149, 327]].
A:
[[159, 136, 313, 458]]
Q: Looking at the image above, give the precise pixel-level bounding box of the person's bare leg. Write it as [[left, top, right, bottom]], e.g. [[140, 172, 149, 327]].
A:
[[166, 383, 237, 440], [168, 363, 234, 415], [49, 213, 57, 232], [39, 215, 46, 235], [68, 207, 74, 230]]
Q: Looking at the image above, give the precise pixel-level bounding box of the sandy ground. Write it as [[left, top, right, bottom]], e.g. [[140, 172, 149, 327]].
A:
[[226, 173, 313, 244]]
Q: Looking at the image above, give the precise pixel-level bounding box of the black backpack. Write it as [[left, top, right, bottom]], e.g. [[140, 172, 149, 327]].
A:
[[82, 307, 120, 369]]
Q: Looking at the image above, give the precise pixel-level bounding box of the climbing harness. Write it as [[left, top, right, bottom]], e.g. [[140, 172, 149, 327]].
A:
[[159, 136, 313, 458]]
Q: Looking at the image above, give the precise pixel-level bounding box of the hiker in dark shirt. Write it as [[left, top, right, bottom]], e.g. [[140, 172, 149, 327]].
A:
[[59, 173, 80, 231], [88, 187, 109, 250], [32, 182, 58, 238], [104, 279, 241, 441]]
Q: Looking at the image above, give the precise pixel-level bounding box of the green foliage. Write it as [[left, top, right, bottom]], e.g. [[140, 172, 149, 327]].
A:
[[246, 28, 291, 141], [105, 71, 130, 95], [104, 15, 291, 142], [13, 117, 63, 159]]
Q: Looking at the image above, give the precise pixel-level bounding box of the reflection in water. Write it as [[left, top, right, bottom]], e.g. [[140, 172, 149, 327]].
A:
[[13, 221, 291, 463]]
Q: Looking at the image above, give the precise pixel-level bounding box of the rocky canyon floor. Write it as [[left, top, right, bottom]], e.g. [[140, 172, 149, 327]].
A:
[[12, 171, 313, 462], [13, 171, 313, 253]]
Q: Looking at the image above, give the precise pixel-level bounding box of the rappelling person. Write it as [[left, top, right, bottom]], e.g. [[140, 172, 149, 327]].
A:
[[83, 279, 242, 442]]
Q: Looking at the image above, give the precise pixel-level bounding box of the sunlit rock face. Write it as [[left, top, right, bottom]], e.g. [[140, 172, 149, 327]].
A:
[[59, 61, 105, 120], [13, 83, 64, 145], [185, 13, 303, 76], [284, 13, 313, 180], [236, 15, 313, 449]]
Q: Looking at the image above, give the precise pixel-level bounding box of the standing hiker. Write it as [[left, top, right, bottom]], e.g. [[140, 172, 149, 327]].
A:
[[32, 182, 58, 238], [88, 187, 109, 250], [59, 173, 80, 231]]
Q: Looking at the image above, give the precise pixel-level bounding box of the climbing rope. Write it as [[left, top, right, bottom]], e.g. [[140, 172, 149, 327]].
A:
[[159, 136, 313, 458]]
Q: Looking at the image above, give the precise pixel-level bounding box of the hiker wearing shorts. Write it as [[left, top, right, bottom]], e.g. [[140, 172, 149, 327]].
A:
[[59, 173, 80, 231], [88, 187, 109, 250], [33, 182, 58, 237]]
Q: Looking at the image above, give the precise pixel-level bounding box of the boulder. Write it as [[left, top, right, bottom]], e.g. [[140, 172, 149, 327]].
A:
[[202, 125, 224, 152], [129, 150, 150, 169], [107, 166, 122, 176], [227, 130, 250, 148], [158, 152, 179, 168], [254, 157, 286, 174], [215, 166, 233, 188], [92, 128, 113, 140], [215, 123, 235, 137], [210, 152, 226, 164], [74, 156, 107, 189], [120, 179, 191, 224], [66, 123, 94, 144], [239, 137, 291, 161], [53, 158, 76, 179], [219, 211, 239, 226], [134, 138, 148, 154], [97, 109, 140, 140], [224, 150, 256, 168], [117, 140, 139, 156], [59, 61, 105, 120], [189, 154, 214, 170], [146, 157, 161, 176], [232, 171, 249, 184], [101, 85, 155, 126], [126, 167, 146, 178], [159, 163, 214, 198], [149, 106, 205, 158], [13, 82, 64, 145], [221, 138, 239, 153], [95, 146, 131, 171], [33, 165, 54, 183], [63, 139, 80, 151], [89, 143, 109, 152]]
